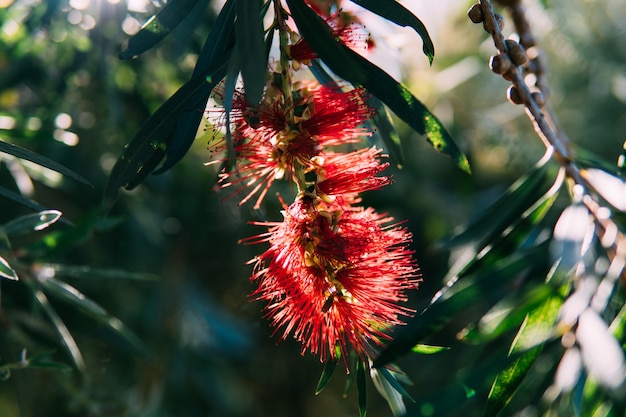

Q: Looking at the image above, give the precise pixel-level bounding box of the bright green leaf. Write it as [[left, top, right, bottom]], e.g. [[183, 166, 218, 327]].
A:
[[411, 344, 450, 354]]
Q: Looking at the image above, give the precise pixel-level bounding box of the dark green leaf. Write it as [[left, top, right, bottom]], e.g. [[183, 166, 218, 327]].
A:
[[0, 254, 18, 281], [39, 278, 145, 352], [26, 351, 72, 371], [371, 367, 409, 416], [104, 56, 231, 204], [119, 0, 200, 59], [285, 0, 470, 173], [235, 0, 266, 105], [379, 367, 414, 402], [2, 210, 62, 235], [442, 158, 558, 249], [0, 186, 48, 211], [0, 140, 91, 185], [30, 286, 85, 370], [41, 264, 159, 281], [153, 0, 237, 175], [374, 243, 549, 367], [349, 0, 434, 64], [366, 95, 404, 167], [315, 360, 338, 395], [357, 359, 367, 417]]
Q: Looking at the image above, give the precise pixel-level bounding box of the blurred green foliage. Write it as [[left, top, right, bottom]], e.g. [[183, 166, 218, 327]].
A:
[[0, 0, 625, 416]]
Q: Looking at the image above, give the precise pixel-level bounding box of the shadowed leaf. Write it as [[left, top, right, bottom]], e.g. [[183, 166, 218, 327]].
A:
[[357, 359, 367, 417], [0, 141, 91, 185], [235, 0, 266, 106], [315, 360, 338, 395], [0, 255, 18, 281], [39, 277, 146, 352], [349, 0, 435, 64], [104, 57, 230, 204], [152, 0, 237, 175], [2, 210, 62, 235], [119, 0, 200, 59]]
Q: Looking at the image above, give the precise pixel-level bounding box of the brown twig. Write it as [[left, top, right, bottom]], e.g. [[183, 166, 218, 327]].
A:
[[473, 0, 626, 280]]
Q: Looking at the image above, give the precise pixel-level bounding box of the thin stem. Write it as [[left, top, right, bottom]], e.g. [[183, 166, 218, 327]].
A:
[[478, 0, 626, 279]]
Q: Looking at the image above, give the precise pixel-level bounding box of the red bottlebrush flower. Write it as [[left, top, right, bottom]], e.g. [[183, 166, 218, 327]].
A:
[[209, 82, 373, 208], [245, 196, 420, 365], [313, 147, 392, 199]]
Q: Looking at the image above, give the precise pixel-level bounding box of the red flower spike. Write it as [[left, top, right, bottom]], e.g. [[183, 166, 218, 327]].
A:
[[314, 147, 392, 199], [209, 82, 373, 208], [247, 197, 420, 366]]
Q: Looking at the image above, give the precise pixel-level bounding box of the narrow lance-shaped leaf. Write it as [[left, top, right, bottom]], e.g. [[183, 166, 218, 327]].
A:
[[152, 0, 237, 174], [39, 278, 146, 352], [2, 210, 62, 235], [349, 0, 435, 64], [119, 0, 200, 59], [0, 255, 18, 281], [357, 359, 368, 417], [483, 294, 563, 417], [104, 57, 231, 203], [0, 141, 90, 185], [371, 367, 408, 417], [285, 0, 470, 173], [235, 0, 267, 106], [315, 360, 338, 395], [31, 287, 85, 370]]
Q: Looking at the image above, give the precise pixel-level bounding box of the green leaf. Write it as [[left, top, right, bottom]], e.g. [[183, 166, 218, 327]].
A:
[[2, 210, 62, 235], [371, 367, 409, 416], [0, 140, 91, 185], [442, 158, 557, 249], [39, 264, 159, 282], [30, 286, 85, 370], [25, 351, 72, 371], [0, 254, 18, 281], [119, 0, 200, 59], [153, 0, 236, 175], [374, 243, 549, 367], [483, 295, 562, 417], [285, 0, 470, 173], [235, 0, 266, 105], [0, 186, 48, 211], [411, 344, 450, 354], [378, 367, 414, 402], [104, 57, 231, 204], [315, 360, 338, 395], [39, 278, 146, 352], [366, 95, 404, 167], [357, 359, 367, 417], [349, 0, 434, 64]]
